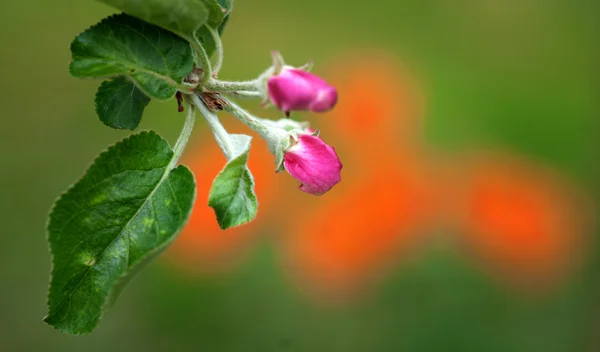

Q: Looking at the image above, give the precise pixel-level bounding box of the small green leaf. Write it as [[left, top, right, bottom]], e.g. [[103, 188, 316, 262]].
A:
[[99, 0, 227, 38], [45, 131, 196, 334], [95, 77, 150, 130], [208, 134, 258, 229], [70, 14, 194, 100]]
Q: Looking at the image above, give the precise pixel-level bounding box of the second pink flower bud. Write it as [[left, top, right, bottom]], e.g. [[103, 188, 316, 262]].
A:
[[266, 53, 338, 116], [283, 133, 343, 196]]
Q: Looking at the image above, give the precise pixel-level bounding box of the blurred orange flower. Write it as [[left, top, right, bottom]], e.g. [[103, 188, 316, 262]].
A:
[[282, 158, 435, 301], [454, 154, 588, 290]]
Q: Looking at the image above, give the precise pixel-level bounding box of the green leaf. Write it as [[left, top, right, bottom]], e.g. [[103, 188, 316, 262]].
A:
[[197, 0, 234, 57], [45, 131, 196, 334], [208, 134, 258, 229], [70, 14, 194, 100], [95, 77, 151, 130], [98, 0, 227, 38], [99, 0, 207, 38], [203, 0, 228, 28]]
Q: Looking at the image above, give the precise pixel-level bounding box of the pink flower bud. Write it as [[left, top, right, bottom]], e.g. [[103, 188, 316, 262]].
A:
[[268, 68, 338, 116], [283, 134, 342, 195]]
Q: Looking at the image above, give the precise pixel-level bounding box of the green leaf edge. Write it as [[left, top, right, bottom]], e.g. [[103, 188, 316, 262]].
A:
[[43, 130, 197, 335], [68, 13, 194, 101]]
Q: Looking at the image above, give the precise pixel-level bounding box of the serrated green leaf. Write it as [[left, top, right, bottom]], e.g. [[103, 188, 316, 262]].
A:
[[70, 14, 194, 100], [45, 131, 196, 334], [95, 77, 150, 130], [208, 134, 258, 229], [98, 0, 226, 38]]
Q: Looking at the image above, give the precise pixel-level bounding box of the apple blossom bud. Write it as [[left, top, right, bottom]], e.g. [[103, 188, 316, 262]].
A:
[[283, 134, 342, 195], [267, 67, 338, 116]]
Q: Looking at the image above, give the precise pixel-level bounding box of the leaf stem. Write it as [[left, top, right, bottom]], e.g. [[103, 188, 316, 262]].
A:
[[224, 91, 263, 100], [169, 101, 196, 170], [206, 26, 224, 75], [222, 98, 288, 148], [175, 82, 197, 93], [190, 93, 235, 160], [191, 31, 212, 85], [204, 78, 260, 92], [223, 99, 268, 136]]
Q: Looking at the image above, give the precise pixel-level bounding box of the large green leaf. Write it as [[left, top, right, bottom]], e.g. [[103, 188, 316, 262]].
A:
[[208, 134, 258, 229], [98, 0, 226, 38], [45, 131, 196, 334], [95, 77, 150, 130], [70, 14, 194, 100]]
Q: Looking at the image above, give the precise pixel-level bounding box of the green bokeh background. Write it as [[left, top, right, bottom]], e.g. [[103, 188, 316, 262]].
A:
[[0, 0, 597, 351]]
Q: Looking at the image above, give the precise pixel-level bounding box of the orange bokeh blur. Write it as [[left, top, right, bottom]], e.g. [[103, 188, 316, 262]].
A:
[[455, 154, 589, 290], [166, 51, 591, 301], [283, 158, 435, 302], [324, 51, 424, 143], [281, 53, 436, 301]]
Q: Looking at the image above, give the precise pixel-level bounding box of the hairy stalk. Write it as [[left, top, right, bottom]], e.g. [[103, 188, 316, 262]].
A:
[[223, 99, 270, 137], [191, 31, 212, 85], [169, 101, 196, 170], [222, 98, 288, 150], [224, 91, 263, 100], [206, 26, 224, 75], [204, 78, 261, 92], [190, 93, 235, 159]]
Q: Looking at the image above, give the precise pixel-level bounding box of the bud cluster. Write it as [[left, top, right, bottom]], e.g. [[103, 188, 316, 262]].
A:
[[203, 51, 343, 195]]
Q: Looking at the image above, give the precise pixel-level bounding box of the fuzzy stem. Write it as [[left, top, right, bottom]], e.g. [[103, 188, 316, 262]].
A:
[[169, 101, 196, 170], [224, 91, 263, 100], [191, 31, 212, 85], [222, 98, 288, 151], [204, 79, 260, 92], [190, 94, 235, 159], [207, 26, 224, 75]]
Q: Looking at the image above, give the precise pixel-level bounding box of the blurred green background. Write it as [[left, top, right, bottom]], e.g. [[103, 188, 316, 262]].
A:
[[0, 0, 598, 351]]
